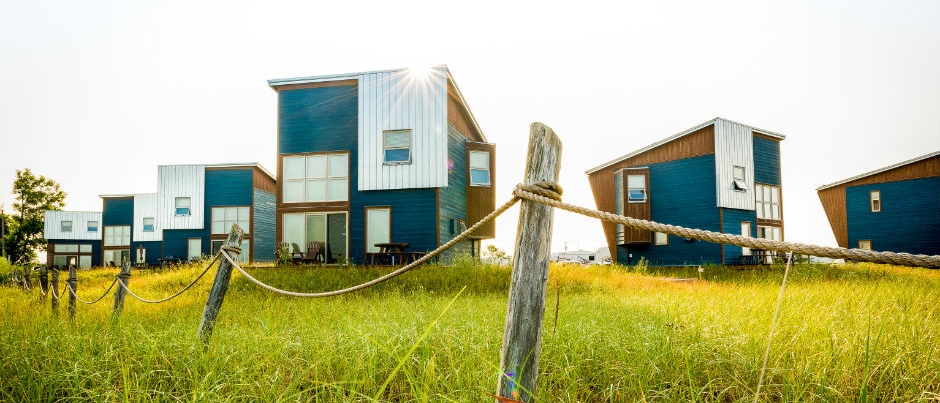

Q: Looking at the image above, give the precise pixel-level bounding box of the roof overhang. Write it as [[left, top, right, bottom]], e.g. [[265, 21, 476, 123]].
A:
[[816, 150, 940, 190]]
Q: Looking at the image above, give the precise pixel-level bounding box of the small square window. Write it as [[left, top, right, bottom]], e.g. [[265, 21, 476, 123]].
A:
[[61, 221, 72, 232], [626, 174, 647, 203], [654, 232, 668, 245], [469, 150, 491, 186], [142, 217, 155, 232], [858, 240, 872, 250], [870, 190, 881, 212], [87, 221, 98, 232], [175, 197, 191, 216], [732, 166, 748, 191], [383, 130, 412, 164]]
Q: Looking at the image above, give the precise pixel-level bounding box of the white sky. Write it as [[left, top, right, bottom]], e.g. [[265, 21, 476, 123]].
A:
[[1, 0, 938, 256]]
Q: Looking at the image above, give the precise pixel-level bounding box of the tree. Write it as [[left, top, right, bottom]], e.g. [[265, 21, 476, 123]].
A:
[[5, 169, 66, 265]]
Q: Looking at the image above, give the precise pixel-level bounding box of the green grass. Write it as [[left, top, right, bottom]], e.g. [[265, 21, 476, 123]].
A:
[[1, 260, 939, 402]]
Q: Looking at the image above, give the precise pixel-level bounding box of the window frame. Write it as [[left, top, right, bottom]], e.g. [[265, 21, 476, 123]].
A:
[[626, 174, 647, 203], [858, 240, 872, 250], [469, 150, 491, 186], [211, 206, 251, 234], [870, 190, 881, 212], [383, 129, 413, 165], [103, 225, 131, 247], [653, 231, 668, 245], [61, 220, 72, 232], [281, 153, 350, 203], [87, 221, 98, 232], [755, 184, 781, 221], [175, 197, 192, 216], [142, 217, 155, 232], [365, 207, 391, 253], [732, 165, 748, 191]]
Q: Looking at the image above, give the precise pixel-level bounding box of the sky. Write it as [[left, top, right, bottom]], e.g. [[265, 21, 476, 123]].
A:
[[1, 0, 938, 257]]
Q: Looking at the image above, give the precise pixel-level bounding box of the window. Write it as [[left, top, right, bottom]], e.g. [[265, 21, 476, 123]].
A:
[[104, 225, 131, 246], [282, 212, 348, 264], [469, 150, 491, 186], [654, 232, 668, 245], [740, 221, 752, 255], [61, 220, 72, 232], [627, 175, 647, 203], [366, 208, 391, 253], [87, 221, 98, 232], [732, 165, 748, 191], [187, 238, 202, 261], [870, 190, 881, 212], [383, 129, 413, 164], [755, 184, 781, 220], [211, 240, 250, 263], [211, 206, 250, 234], [142, 217, 155, 232], [282, 153, 349, 203], [175, 197, 191, 216], [858, 240, 872, 250]]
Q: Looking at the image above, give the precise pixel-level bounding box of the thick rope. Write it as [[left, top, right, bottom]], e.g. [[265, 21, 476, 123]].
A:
[[511, 184, 940, 269], [754, 252, 794, 401], [117, 254, 220, 304], [224, 194, 523, 298], [66, 277, 118, 305]]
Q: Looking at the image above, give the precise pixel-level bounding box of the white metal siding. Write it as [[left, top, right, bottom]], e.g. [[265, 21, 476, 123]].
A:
[[133, 193, 162, 242], [158, 165, 205, 230], [358, 67, 448, 190], [714, 120, 755, 210], [44, 210, 103, 240]]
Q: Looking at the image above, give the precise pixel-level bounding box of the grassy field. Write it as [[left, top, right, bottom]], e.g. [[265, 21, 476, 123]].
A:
[[1, 258, 939, 402]]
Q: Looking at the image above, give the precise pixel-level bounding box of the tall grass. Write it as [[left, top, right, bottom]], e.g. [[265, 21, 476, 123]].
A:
[[1, 260, 938, 402]]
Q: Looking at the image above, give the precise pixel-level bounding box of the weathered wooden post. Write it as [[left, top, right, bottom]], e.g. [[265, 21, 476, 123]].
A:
[[50, 268, 60, 316], [67, 266, 77, 320], [38, 266, 49, 301], [197, 224, 244, 344], [112, 261, 132, 321], [496, 122, 562, 402], [23, 267, 31, 291]]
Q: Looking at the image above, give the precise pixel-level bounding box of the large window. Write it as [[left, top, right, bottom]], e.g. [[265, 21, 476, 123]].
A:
[[469, 150, 491, 186], [53, 244, 93, 268], [283, 153, 349, 203], [870, 190, 881, 212], [211, 206, 250, 234], [755, 184, 781, 220], [142, 217, 155, 232], [175, 197, 191, 216], [104, 225, 131, 246], [383, 130, 413, 164], [282, 212, 348, 263], [627, 174, 647, 203], [366, 208, 391, 253]]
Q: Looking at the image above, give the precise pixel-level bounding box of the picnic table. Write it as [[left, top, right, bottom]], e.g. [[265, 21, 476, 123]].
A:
[[367, 242, 426, 265]]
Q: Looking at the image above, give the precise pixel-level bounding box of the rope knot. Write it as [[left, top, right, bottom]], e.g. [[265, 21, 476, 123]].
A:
[[221, 244, 242, 256], [514, 181, 564, 202]]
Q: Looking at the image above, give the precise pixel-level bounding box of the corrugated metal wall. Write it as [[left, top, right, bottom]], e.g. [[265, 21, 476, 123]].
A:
[[44, 211, 103, 240], [358, 67, 448, 191], [133, 193, 161, 242], [158, 165, 205, 230], [714, 120, 755, 210]]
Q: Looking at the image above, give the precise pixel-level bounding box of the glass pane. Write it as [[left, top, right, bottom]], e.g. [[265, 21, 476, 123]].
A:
[[306, 215, 326, 245], [771, 187, 780, 203], [176, 197, 191, 208], [283, 156, 304, 180], [773, 227, 782, 241], [238, 220, 250, 233], [54, 256, 68, 268], [755, 185, 764, 203], [328, 154, 348, 177], [626, 175, 645, 189], [385, 149, 410, 163], [470, 169, 490, 185], [239, 240, 250, 263], [283, 180, 303, 203], [771, 205, 780, 220], [470, 151, 489, 169], [283, 213, 304, 251], [224, 207, 237, 220], [328, 178, 348, 201], [733, 166, 745, 180], [366, 209, 390, 253], [756, 202, 765, 219], [87, 221, 98, 231], [305, 179, 326, 202], [307, 155, 327, 179], [79, 244, 92, 253], [384, 130, 411, 147], [188, 239, 202, 260], [764, 203, 773, 220], [763, 186, 771, 202], [79, 256, 92, 269], [628, 189, 646, 202], [327, 213, 347, 263], [238, 207, 250, 220], [211, 207, 222, 221], [211, 221, 224, 234]]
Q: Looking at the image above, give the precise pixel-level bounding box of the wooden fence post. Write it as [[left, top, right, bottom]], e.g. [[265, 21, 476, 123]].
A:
[[197, 224, 244, 344], [496, 122, 562, 402], [67, 266, 77, 320], [112, 261, 132, 321], [51, 268, 60, 316], [38, 266, 48, 301], [23, 267, 30, 291]]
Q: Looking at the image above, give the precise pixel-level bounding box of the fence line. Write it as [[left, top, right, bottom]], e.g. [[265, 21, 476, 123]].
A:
[[117, 254, 219, 304]]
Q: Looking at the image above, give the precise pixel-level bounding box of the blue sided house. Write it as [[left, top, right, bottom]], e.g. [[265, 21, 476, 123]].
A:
[[585, 118, 786, 266], [817, 151, 940, 256], [45, 163, 276, 267], [268, 66, 496, 264]]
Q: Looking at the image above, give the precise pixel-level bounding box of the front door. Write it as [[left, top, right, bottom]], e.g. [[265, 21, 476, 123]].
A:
[[187, 238, 202, 261]]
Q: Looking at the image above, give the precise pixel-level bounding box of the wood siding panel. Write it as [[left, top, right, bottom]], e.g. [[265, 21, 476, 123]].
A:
[[466, 141, 496, 239], [253, 167, 277, 194], [587, 125, 715, 263], [618, 168, 651, 244], [157, 165, 205, 230], [714, 120, 755, 210], [446, 82, 485, 142], [818, 186, 848, 247], [44, 211, 103, 240], [358, 67, 449, 190], [133, 194, 161, 242]]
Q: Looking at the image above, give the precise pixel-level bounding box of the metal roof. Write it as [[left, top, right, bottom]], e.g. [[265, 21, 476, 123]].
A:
[[816, 150, 940, 190], [585, 117, 786, 174]]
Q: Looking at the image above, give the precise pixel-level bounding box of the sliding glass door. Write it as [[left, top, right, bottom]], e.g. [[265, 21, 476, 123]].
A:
[[283, 212, 347, 263]]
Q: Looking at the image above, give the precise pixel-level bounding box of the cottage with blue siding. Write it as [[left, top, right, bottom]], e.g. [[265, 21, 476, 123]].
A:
[[45, 163, 276, 267], [585, 118, 786, 266], [43, 210, 102, 268], [268, 66, 495, 264], [817, 151, 940, 256]]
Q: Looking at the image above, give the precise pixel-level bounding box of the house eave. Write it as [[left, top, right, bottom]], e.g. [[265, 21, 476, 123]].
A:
[[816, 150, 940, 191]]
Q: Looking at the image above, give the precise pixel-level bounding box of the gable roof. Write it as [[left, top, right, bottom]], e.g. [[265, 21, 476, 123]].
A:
[[816, 150, 940, 191], [267, 65, 486, 142], [585, 117, 785, 174]]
